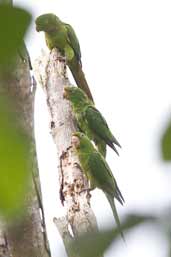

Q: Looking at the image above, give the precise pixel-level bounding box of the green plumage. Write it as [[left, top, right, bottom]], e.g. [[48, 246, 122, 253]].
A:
[[35, 13, 94, 102], [64, 86, 121, 157], [72, 132, 124, 239]]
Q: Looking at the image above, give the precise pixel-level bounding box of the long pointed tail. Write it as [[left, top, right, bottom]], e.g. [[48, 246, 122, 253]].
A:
[[112, 135, 121, 149], [105, 193, 125, 241], [107, 141, 120, 156], [68, 59, 94, 103]]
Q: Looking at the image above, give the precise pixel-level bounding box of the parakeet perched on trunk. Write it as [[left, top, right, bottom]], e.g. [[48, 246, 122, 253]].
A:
[[35, 13, 94, 102], [64, 86, 121, 157], [71, 132, 125, 239]]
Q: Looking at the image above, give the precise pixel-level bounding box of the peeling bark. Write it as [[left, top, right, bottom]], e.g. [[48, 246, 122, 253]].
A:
[[0, 49, 50, 256], [34, 49, 99, 255]]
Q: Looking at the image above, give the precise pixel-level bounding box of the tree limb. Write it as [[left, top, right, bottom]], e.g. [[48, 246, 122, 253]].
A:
[[34, 48, 100, 256]]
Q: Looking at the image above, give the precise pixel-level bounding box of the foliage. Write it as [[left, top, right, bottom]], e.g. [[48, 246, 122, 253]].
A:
[[0, 95, 31, 217], [0, 4, 32, 217], [0, 4, 31, 67], [70, 214, 156, 257]]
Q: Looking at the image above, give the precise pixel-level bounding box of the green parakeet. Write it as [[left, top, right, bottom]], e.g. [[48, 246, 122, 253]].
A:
[[64, 86, 121, 157], [35, 13, 94, 102], [71, 132, 125, 239]]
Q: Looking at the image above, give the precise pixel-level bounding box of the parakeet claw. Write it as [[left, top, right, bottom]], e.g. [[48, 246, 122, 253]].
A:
[[56, 56, 66, 62], [79, 188, 93, 195]]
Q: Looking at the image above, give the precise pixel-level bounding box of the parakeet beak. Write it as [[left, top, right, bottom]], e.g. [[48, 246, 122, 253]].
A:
[[63, 88, 68, 99], [71, 135, 80, 148], [36, 27, 40, 32], [63, 90, 67, 99], [36, 25, 41, 32]]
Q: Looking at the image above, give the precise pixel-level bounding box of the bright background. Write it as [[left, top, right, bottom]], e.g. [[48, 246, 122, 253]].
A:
[[15, 0, 171, 256]]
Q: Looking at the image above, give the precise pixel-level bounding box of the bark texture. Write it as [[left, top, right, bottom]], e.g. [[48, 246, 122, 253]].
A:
[[34, 49, 99, 255], [0, 50, 50, 256]]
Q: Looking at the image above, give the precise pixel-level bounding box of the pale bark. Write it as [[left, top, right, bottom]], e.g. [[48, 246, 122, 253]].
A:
[[0, 48, 50, 256], [34, 49, 99, 256]]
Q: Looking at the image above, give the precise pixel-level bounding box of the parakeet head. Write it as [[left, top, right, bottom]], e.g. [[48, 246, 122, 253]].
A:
[[71, 132, 94, 151], [63, 86, 89, 105], [71, 132, 82, 149], [35, 13, 61, 32]]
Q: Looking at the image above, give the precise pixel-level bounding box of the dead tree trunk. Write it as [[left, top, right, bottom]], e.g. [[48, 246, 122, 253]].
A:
[[34, 49, 100, 256]]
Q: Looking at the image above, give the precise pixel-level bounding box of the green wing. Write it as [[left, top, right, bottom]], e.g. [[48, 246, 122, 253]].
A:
[[64, 23, 81, 63], [88, 152, 124, 204], [85, 106, 112, 140], [85, 105, 121, 148], [88, 152, 115, 190]]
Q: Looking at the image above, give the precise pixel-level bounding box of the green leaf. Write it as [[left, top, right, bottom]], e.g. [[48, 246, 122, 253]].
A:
[[70, 214, 155, 257], [161, 119, 171, 161], [0, 95, 31, 218], [0, 4, 31, 66]]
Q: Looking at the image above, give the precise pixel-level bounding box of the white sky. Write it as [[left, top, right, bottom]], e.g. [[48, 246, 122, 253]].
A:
[[15, 0, 171, 256]]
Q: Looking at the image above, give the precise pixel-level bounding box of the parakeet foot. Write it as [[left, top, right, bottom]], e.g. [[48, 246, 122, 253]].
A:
[[56, 56, 67, 63], [79, 187, 93, 195]]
